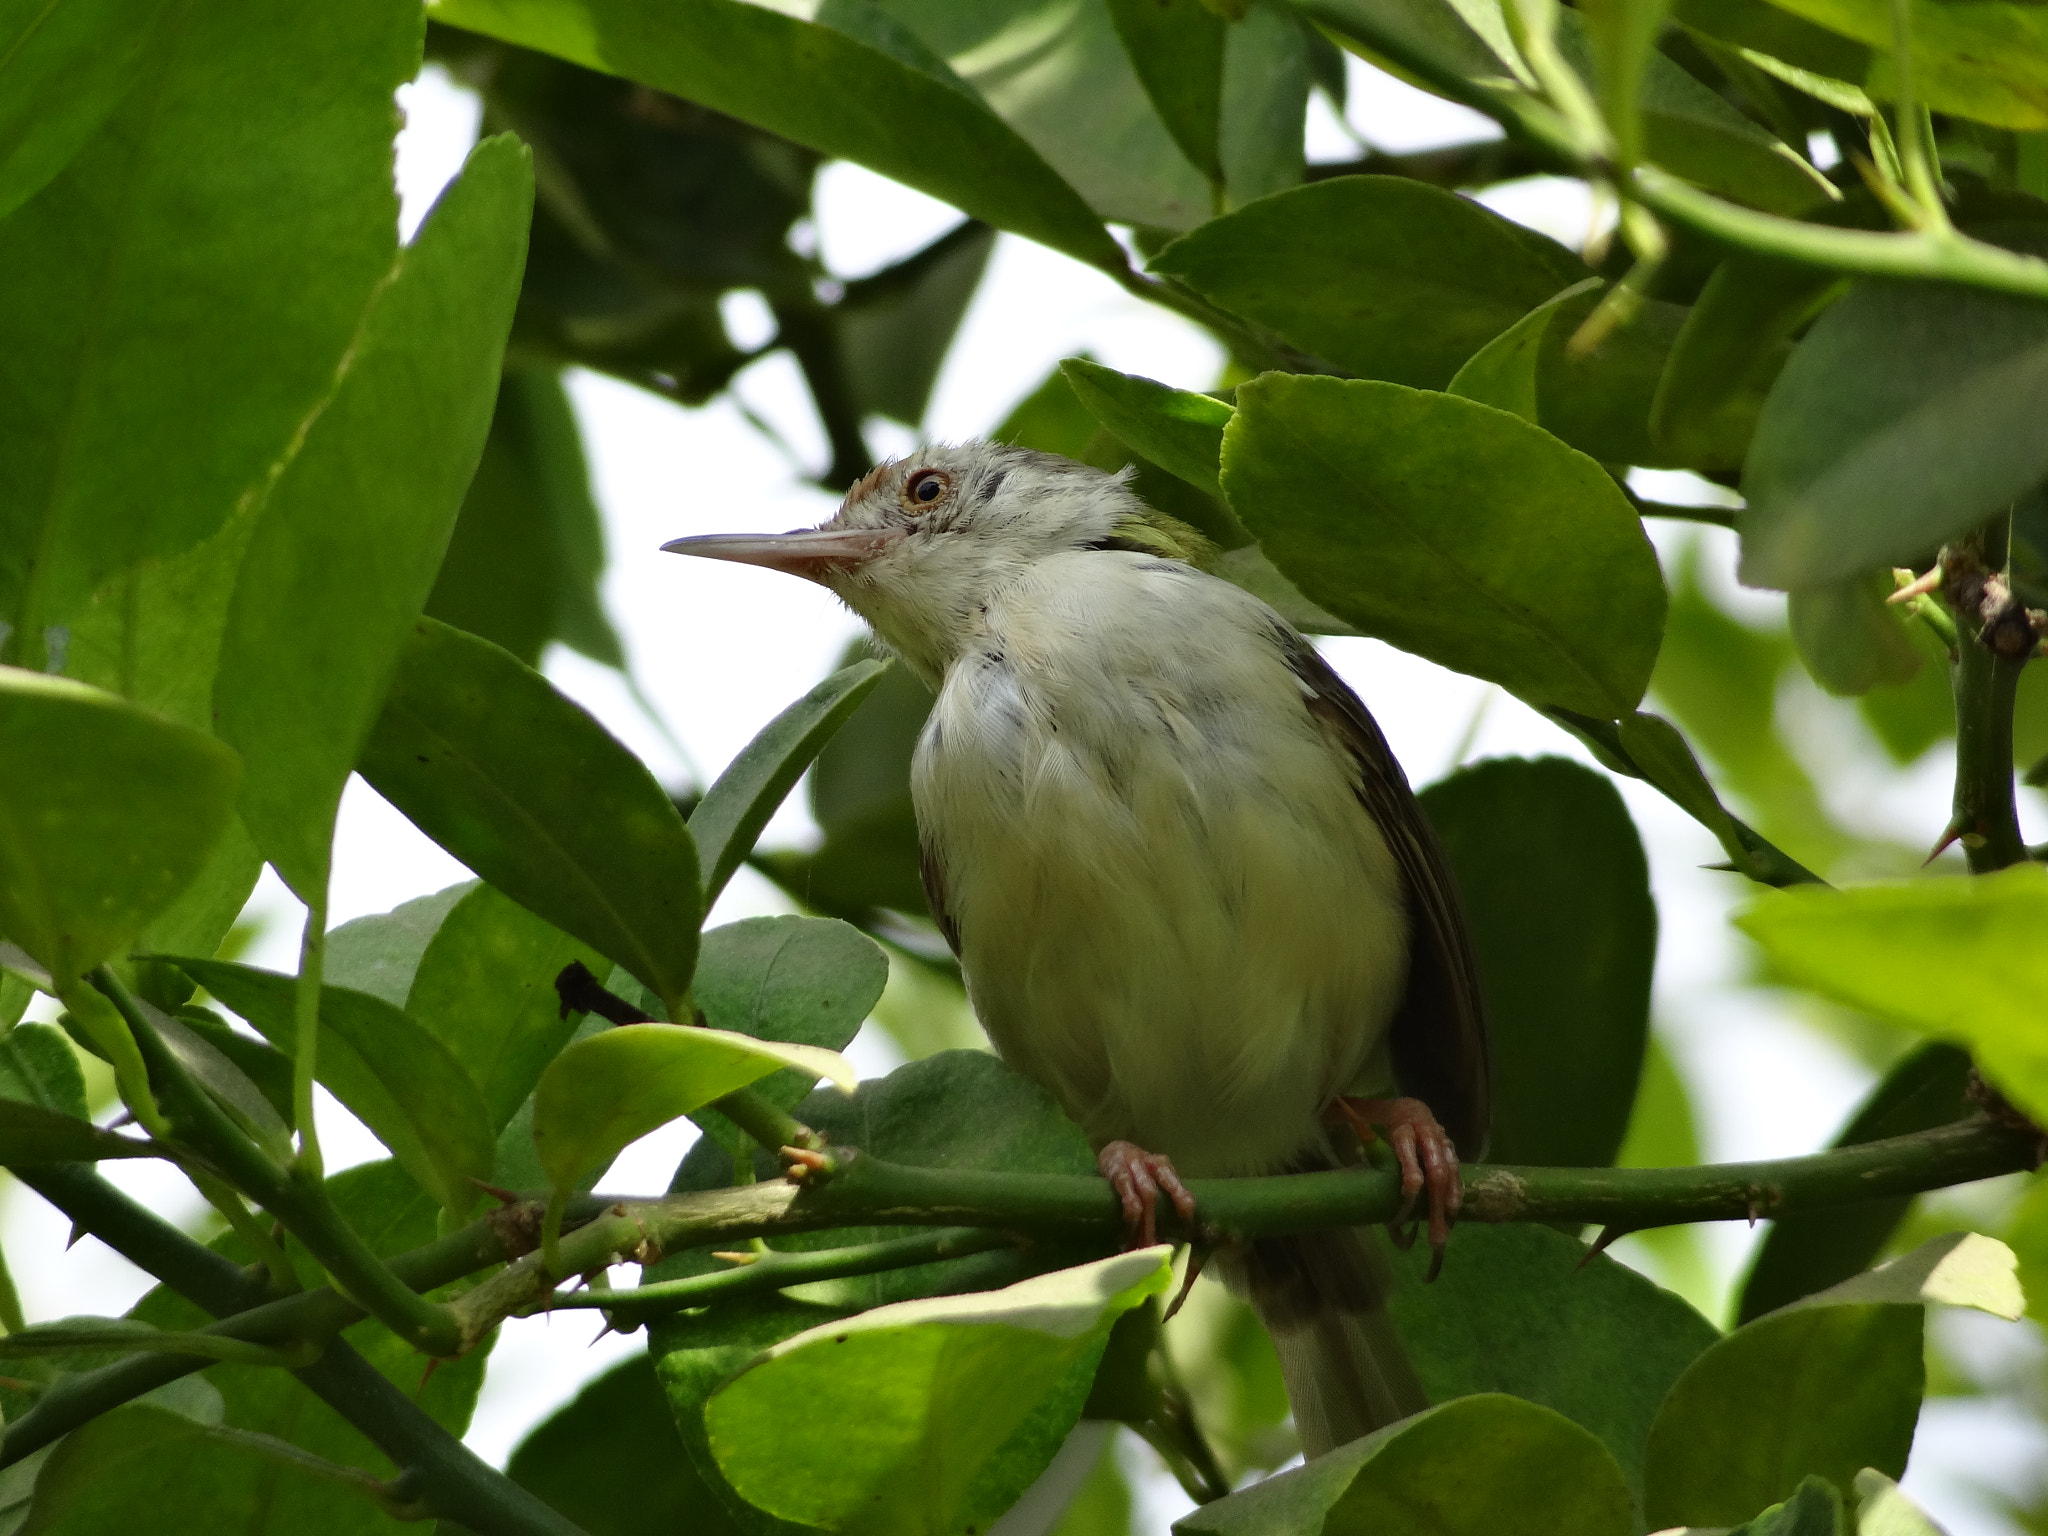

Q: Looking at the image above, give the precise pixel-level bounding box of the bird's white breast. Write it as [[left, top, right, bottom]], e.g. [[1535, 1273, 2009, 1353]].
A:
[[912, 552, 1410, 1176]]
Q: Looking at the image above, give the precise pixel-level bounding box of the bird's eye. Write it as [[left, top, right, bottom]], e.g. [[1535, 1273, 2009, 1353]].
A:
[[902, 468, 950, 509]]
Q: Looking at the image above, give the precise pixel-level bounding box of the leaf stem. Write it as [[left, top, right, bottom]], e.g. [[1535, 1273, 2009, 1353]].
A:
[[93, 967, 464, 1357], [1, 1165, 589, 1536], [292, 907, 325, 1175]]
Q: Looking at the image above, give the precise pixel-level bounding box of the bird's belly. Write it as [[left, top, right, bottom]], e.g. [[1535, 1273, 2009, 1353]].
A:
[[916, 661, 1409, 1178]]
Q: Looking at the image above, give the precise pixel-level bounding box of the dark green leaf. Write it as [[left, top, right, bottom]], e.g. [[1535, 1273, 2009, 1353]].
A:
[[1672, 0, 1873, 109], [1108, 0, 1227, 183], [838, 221, 998, 429], [1175, 1394, 1635, 1536], [0, 1102, 160, 1164], [688, 658, 889, 907], [1741, 270, 2048, 589], [0, 0, 419, 667], [1419, 757, 1655, 1168], [360, 617, 701, 1012], [1061, 359, 1234, 499], [1218, 1, 1311, 206], [1786, 573, 1922, 696], [171, 958, 497, 1215], [1151, 178, 1588, 388], [997, 361, 1111, 460], [1736, 1041, 1976, 1324], [1222, 373, 1666, 714], [0, 1021, 88, 1119], [507, 1354, 736, 1536], [1651, 257, 1843, 470], [1641, 1301, 1921, 1526], [0, 670, 239, 981], [425, 367, 625, 670], [0, 0, 170, 221], [704, 1251, 1172, 1536], [1388, 1223, 1719, 1509], [405, 882, 606, 1130], [431, 0, 1125, 265], [214, 136, 534, 901], [146, 1002, 293, 1161], [531, 1021, 854, 1195]]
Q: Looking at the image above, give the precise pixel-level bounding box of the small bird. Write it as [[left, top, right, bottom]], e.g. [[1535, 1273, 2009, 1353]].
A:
[[665, 441, 1489, 1454]]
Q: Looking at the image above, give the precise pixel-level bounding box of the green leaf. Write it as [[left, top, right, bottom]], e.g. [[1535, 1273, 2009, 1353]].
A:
[[1448, 277, 1604, 423], [1737, 1478, 1848, 1536], [1219, 2, 1312, 206], [1789, 1229, 2023, 1317], [688, 658, 890, 907], [426, 367, 625, 670], [1577, 0, 1671, 168], [1752, 0, 2048, 128], [1733, 867, 2048, 1123], [2010, 1172, 2048, 1322], [405, 882, 606, 1131], [1736, 1042, 1976, 1322], [1849, 1472, 1942, 1536], [359, 616, 701, 1012], [1787, 573, 1923, 696], [1419, 757, 1655, 1168], [0, 1316, 304, 1368], [1651, 257, 1843, 470], [170, 958, 496, 1215], [1222, 373, 1666, 714], [689, 916, 890, 1147], [1387, 1223, 1719, 1510], [1175, 1394, 1635, 1536], [704, 1250, 1173, 1536], [0, 1102, 160, 1165], [1061, 358, 1235, 499], [1641, 1299, 1922, 1526], [0, 0, 420, 666], [213, 136, 534, 901], [531, 1022, 856, 1194], [0, 669, 239, 981], [428, 0, 1124, 266], [0, 0, 169, 222], [0, 1021, 88, 1119], [323, 882, 477, 1010], [1740, 270, 2048, 589], [1150, 178, 1589, 388], [507, 1354, 738, 1536], [838, 222, 998, 429], [146, 1001, 294, 1161], [1109, 0, 1227, 183]]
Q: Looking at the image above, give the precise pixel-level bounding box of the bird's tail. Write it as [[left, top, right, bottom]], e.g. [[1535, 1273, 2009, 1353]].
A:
[[1220, 1228, 1428, 1458]]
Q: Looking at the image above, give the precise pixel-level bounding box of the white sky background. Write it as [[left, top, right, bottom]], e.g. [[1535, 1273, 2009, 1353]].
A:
[[6, 48, 2044, 1535]]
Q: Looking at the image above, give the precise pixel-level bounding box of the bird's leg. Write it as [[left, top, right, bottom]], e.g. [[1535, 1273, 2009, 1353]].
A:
[[1332, 1096, 1461, 1278], [1097, 1141, 1197, 1248]]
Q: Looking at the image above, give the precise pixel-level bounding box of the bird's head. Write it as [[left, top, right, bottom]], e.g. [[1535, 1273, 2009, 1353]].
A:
[[663, 440, 1211, 684]]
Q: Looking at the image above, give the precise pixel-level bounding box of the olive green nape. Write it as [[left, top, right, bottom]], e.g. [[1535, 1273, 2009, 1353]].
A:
[[1110, 507, 1219, 569]]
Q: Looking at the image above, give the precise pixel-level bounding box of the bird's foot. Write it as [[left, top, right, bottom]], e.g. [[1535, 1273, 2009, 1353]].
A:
[[1097, 1141, 1196, 1248], [1332, 1096, 1461, 1279]]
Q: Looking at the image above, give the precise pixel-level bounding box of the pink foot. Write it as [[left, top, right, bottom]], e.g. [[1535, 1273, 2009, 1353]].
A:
[[1097, 1141, 1197, 1247], [1333, 1096, 1462, 1279]]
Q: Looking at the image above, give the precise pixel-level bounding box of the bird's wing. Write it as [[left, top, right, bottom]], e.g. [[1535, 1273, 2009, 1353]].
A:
[[918, 836, 964, 957], [1277, 632, 1493, 1157]]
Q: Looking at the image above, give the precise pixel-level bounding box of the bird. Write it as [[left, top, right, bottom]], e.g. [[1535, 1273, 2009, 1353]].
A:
[[664, 440, 1490, 1455]]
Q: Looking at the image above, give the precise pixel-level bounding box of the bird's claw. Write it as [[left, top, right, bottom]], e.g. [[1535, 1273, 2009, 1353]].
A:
[[1097, 1141, 1196, 1248], [1333, 1096, 1461, 1280]]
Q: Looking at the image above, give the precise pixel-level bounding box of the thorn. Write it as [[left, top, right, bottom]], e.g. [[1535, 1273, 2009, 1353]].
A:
[[782, 1145, 832, 1183], [1924, 820, 1965, 866], [1577, 1224, 1630, 1270], [466, 1176, 523, 1206], [1162, 1243, 1209, 1323], [1698, 861, 1742, 874], [416, 1358, 443, 1398], [66, 1221, 87, 1251], [1888, 566, 1941, 604], [711, 1250, 760, 1265]]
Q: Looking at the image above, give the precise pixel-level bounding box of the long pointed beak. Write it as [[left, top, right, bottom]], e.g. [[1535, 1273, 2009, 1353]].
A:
[[659, 527, 901, 583]]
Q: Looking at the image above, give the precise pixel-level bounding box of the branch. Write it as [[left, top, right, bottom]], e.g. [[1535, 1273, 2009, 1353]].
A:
[[3, 1165, 589, 1536], [1942, 530, 2035, 872]]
